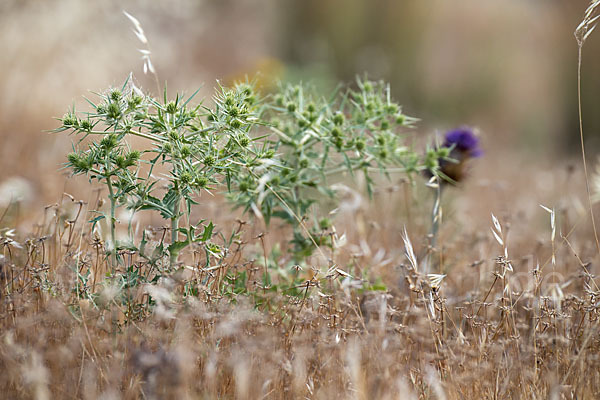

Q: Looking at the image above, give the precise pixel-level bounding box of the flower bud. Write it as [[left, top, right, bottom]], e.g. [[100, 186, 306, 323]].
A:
[[355, 139, 366, 151], [110, 90, 122, 102], [180, 145, 192, 158], [333, 112, 345, 126], [194, 176, 208, 189], [80, 120, 92, 131], [319, 218, 331, 230], [107, 102, 121, 120], [166, 101, 177, 114]]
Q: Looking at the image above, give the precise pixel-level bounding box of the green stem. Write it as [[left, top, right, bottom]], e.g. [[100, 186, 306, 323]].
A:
[[106, 175, 117, 268], [88, 130, 166, 143], [426, 178, 443, 275], [127, 210, 135, 247], [431, 180, 442, 250], [323, 163, 413, 177], [169, 197, 180, 266]]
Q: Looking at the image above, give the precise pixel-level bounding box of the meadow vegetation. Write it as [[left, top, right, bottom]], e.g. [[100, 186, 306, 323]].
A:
[[2, 3, 600, 399]]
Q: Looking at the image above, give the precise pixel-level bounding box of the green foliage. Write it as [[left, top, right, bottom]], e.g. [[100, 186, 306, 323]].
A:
[[227, 77, 423, 262], [56, 76, 265, 268], [57, 75, 434, 306]]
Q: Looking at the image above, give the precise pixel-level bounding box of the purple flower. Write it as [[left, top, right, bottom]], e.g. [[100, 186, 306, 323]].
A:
[[437, 127, 482, 183], [442, 128, 483, 158]]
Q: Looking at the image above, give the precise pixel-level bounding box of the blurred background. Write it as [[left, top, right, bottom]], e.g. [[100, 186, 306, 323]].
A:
[[1, 0, 599, 226]]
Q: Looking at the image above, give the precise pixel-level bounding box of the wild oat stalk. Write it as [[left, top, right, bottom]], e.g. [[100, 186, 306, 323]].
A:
[[123, 10, 161, 95], [557, 4, 600, 385], [575, 0, 600, 256]]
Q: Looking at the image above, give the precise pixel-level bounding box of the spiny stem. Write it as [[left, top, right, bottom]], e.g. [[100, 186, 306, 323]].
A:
[[127, 210, 135, 246], [88, 130, 165, 143], [169, 197, 180, 266], [105, 175, 117, 268]]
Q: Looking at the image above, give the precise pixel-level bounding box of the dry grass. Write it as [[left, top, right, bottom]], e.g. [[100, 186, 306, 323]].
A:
[[2, 161, 600, 399], [2, 1, 600, 399]]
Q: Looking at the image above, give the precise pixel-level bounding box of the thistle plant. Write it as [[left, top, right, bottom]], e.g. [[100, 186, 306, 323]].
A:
[[423, 127, 482, 273], [57, 74, 452, 295], [228, 77, 437, 264], [434, 127, 482, 183], [56, 76, 264, 268]]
